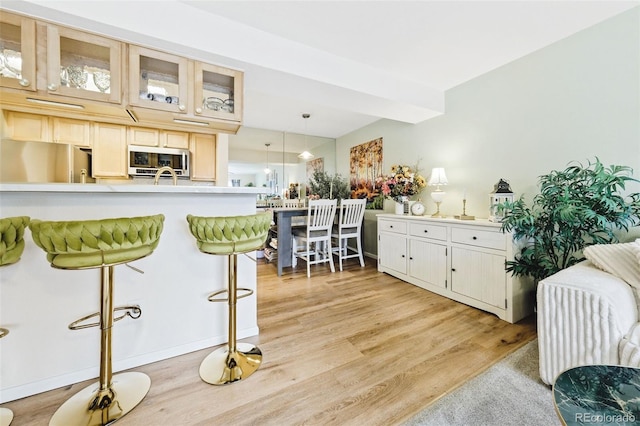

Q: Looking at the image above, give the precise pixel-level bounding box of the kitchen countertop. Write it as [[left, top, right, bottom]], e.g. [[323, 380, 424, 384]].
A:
[[0, 183, 268, 194]]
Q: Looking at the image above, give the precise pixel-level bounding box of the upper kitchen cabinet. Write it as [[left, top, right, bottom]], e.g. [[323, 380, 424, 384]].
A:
[[46, 25, 123, 104], [194, 62, 242, 123], [0, 11, 36, 91], [128, 45, 188, 114]]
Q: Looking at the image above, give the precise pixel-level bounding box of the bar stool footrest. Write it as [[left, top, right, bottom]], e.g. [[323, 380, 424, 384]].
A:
[[199, 342, 262, 385], [68, 305, 143, 330], [207, 288, 254, 302], [49, 371, 150, 426]]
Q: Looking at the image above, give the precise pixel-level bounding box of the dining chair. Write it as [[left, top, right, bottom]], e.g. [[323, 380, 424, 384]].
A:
[[292, 199, 337, 277], [331, 198, 366, 271], [283, 199, 300, 208]]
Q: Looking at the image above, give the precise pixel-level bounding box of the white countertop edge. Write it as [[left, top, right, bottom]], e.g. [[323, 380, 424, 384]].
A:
[[0, 183, 269, 194], [376, 213, 502, 227]]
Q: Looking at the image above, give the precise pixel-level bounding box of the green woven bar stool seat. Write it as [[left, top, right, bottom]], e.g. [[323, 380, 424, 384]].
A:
[[186, 212, 271, 255], [28, 214, 164, 426], [0, 216, 29, 426], [29, 215, 164, 269], [186, 211, 270, 386], [0, 216, 30, 266]]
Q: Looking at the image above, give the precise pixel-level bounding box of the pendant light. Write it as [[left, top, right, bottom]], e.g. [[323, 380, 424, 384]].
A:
[[298, 113, 314, 160], [264, 143, 271, 174]]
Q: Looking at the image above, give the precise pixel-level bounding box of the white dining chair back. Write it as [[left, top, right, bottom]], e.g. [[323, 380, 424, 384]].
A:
[[292, 199, 337, 277], [332, 198, 366, 271], [283, 199, 300, 208], [269, 199, 283, 208]]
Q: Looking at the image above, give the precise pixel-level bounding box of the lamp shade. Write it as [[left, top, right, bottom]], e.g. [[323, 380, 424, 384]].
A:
[[428, 168, 448, 186]]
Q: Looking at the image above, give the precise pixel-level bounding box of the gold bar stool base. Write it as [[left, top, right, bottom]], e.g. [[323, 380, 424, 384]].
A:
[[49, 372, 150, 426], [199, 342, 262, 385], [0, 407, 13, 426]]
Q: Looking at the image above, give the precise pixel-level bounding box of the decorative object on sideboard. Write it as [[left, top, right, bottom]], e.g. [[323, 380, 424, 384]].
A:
[[411, 199, 426, 216], [298, 113, 314, 160], [428, 167, 448, 218], [454, 189, 475, 220], [379, 164, 427, 215], [489, 179, 514, 222]]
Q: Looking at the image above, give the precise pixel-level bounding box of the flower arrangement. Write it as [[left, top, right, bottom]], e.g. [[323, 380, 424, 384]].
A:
[[378, 165, 427, 203]]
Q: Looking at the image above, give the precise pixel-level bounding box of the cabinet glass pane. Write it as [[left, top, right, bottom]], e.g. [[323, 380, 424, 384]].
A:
[[201, 71, 234, 113], [138, 55, 180, 104], [0, 22, 23, 79], [59, 36, 111, 93]]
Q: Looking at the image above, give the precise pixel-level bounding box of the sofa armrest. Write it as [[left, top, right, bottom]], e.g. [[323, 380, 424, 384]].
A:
[[537, 261, 638, 385]]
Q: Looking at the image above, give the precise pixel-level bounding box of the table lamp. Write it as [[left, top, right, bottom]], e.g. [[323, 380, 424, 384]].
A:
[[428, 167, 448, 218]]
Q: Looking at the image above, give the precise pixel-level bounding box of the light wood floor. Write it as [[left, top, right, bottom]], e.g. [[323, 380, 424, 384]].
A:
[[4, 257, 536, 425]]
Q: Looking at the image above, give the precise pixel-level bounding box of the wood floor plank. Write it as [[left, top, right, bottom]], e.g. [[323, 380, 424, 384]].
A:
[[2, 258, 536, 425]]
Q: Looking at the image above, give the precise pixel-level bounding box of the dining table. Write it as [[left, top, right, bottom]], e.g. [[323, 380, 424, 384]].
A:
[[269, 207, 309, 276]]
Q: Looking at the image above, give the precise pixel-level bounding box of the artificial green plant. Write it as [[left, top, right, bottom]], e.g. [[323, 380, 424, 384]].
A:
[[499, 158, 640, 281], [307, 170, 351, 201]]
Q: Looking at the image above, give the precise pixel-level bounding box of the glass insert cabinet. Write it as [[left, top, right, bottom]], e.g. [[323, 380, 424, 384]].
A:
[[129, 45, 242, 122], [46, 25, 123, 104], [0, 12, 36, 91]]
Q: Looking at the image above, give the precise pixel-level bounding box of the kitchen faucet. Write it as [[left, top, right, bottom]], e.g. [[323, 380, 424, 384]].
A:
[[153, 166, 178, 186]]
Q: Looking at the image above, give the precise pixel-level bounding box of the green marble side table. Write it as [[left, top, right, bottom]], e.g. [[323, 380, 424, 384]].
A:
[[553, 365, 640, 425]]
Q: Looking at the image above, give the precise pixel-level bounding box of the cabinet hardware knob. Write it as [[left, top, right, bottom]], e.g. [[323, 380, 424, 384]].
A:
[[401, 254, 405, 258], [409, 257, 413, 260], [19, 78, 30, 87], [390, 225, 393, 228], [452, 268, 456, 272], [195, 107, 203, 114], [472, 236, 477, 240], [47, 83, 58, 91], [424, 230, 428, 233], [178, 104, 186, 111]]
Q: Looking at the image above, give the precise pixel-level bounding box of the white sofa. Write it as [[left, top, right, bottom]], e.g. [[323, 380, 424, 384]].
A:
[[537, 260, 640, 385]]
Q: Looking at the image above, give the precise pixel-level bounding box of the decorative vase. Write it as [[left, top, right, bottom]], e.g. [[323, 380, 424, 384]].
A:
[[395, 196, 409, 215], [395, 201, 404, 215]]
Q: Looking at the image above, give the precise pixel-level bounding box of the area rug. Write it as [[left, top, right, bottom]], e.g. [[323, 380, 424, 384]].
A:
[[403, 339, 559, 425]]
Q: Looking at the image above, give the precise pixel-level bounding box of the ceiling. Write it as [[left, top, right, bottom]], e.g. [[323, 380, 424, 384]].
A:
[[3, 1, 639, 146]]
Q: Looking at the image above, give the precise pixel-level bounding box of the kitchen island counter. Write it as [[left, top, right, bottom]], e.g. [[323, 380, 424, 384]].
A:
[[0, 184, 267, 402]]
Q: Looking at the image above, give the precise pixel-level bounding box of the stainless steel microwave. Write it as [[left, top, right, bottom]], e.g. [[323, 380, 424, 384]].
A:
[[128, 145, 190, 178]]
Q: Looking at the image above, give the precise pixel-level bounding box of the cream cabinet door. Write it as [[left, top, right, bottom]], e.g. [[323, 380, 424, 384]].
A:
[[128, 127, 159, 147], [162, 131, 189, 149], [190, 133, 216, 181], [129, 45, 188, 113], [52, 117, 91, 147], [92, 123, 127, 178], [0, 11, 36, 91], [409, 239, 447, 289], [3, 111, 50, 141], [46, 25, 123, 103], [194, 62, 243, 122], [378, 232, 407, 275], [451, 247, 506, 308]]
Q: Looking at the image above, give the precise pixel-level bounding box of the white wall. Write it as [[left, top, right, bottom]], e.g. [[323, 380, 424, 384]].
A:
[[337, 8, 640, 256]]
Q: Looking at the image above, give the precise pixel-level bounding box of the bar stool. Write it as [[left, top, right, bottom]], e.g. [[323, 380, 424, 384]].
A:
[[186, 212, 270, 385], [0, 216, 30, 426], [29, 214, 164, 426]]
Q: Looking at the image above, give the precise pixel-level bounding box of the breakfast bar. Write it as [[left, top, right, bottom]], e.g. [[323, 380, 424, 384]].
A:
[[0, 183, 265, 403]]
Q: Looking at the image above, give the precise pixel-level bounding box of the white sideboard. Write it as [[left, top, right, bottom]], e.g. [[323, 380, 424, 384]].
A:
[[376, 214, 535, 323]]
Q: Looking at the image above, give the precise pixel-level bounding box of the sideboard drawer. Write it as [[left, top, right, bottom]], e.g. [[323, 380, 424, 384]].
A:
[[451, 227, 506, 251], [379, 219, 407, 234], [409, 222, 447, 241]]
